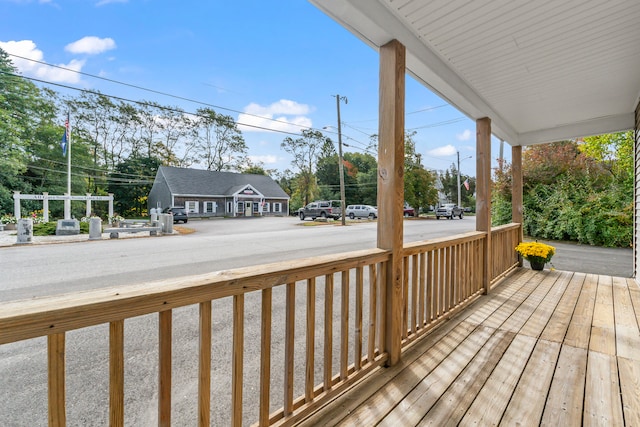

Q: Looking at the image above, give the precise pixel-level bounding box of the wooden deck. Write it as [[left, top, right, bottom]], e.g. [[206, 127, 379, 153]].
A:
[[302, 268, 640, 426]]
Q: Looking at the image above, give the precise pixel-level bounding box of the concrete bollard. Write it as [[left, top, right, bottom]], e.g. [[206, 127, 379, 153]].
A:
[[16, 218, 33, 244], [159, 213, 173, 234], [89, 217, 103, 240]]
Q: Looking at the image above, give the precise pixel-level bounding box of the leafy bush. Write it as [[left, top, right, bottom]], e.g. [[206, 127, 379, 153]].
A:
[[33, 221, 90, 236]]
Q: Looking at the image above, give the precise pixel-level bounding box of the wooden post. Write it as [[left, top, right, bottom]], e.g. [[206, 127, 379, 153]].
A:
[[512, 145, 524, 266], [377, 39, 405, 366], [476, 117, 492, 295]]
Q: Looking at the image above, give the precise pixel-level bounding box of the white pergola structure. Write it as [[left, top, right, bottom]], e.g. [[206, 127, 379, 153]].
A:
[[311, 0, 640, 363]]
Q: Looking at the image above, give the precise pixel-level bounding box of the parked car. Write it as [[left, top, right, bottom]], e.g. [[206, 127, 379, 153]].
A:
[[435, 203, 463, 219], [298, 200, 342, 220], [345, 204, 378, 219], [163, 206, 189, 223], [403, 207, 415, 217]]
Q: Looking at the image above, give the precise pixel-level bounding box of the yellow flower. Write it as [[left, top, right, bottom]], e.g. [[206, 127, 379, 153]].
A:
[[515, 241, 555, 264]]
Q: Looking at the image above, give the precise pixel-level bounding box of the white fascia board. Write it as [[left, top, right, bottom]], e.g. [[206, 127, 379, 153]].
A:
[[310, 0, 519, 145], [174, 194, 227, 198], [518, 113, 635, 146]]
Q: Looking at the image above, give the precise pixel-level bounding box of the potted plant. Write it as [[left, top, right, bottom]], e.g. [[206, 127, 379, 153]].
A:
[[515, 241, 555, 271], [1, 214, 17, 230]]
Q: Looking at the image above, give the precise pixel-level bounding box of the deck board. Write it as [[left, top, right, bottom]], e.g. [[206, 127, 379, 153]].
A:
[[301, 269, 640, 427]]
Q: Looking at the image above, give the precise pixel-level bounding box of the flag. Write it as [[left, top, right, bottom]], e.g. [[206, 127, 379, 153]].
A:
[[60, 115, 69, 156], [463, 179, 470, 191]]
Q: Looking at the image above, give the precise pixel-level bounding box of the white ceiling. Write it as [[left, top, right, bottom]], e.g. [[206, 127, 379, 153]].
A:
[[310, 0, 640, 146]]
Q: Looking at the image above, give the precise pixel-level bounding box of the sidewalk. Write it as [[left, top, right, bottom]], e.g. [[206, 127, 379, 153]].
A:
[[0, 229, 163, 247]]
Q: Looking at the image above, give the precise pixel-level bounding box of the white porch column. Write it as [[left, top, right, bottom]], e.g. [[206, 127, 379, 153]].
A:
[[13, 191, 21, 219], [108, 193, 114, 220], [476, 117, 492, 294], [86, 193, 92, 217], [377, 39, 405, 366], [64, 194, 70, 220], [43, 193, 49, 222]]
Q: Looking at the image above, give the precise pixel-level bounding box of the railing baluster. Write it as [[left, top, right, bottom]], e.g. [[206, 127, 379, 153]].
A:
[[438, 247, 445, 317], [48, 333, 66, 427], [305, 278, 316, 401], [158, 310, 172, 427], [402, 256, 409, 338], [368, 264, 377, 362], [340, 271, 349, 380], [109, 320, 124, 427], [411, 254, 418, 335], [426, 250, 433, 322], [355, 267, 363, 370], [418, 252, 426, 330], [284, 283, 295, 415], [323, 274, 333, 390], [259, 289, 272, 426], [198, 302, 211, 427], [231, 294, 244, 427], [377, 262, 387, 354]]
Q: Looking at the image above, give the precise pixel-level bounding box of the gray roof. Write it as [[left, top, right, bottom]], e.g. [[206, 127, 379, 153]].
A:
[[157, 166, 289, 199]]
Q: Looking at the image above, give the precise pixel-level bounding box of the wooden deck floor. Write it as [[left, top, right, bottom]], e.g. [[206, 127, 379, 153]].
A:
[[302, 268, 640, 426]]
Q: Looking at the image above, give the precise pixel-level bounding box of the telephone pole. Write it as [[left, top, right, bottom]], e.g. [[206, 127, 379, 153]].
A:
[[333, 94, 347, 226]]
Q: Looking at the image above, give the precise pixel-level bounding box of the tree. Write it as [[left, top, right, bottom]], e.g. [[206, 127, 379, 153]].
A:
[[404, 167, 438, 214], [0, 49, 58, 215], [281, 129, 332, 205], [194, 108, 247, 171], [109, 155, 160, 217]]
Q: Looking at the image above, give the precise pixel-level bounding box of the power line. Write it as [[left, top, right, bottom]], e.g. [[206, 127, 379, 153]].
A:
[[6, 53, 317, 134]]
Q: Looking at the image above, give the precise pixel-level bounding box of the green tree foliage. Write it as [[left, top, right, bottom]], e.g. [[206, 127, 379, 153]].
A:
[[195, 107, 247, 171], [281, 129, 332, 206], [109, 155, 160, 217], [0, 50, 69, 214], [493, 137, 633, 247], [404, 167, 438, 214], [439, 162, 475, 208]]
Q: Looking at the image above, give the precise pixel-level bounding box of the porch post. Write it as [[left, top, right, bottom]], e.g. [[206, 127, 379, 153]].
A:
[[377, 39, 405, 366], [512, 146, 524, 266], [476, 117, 491, 294]]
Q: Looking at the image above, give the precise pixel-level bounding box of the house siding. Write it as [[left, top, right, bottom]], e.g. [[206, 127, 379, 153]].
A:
[[172, 196, 289, 218]]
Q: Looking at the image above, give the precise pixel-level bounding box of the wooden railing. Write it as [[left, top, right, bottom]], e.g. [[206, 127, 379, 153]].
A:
[[0, 227, 520, 426], [490, 223, 522, 286], [400, 231, 486, 346]]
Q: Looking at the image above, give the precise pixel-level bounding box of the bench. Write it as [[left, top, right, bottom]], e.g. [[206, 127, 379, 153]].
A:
[[104, 219, 163, 238]]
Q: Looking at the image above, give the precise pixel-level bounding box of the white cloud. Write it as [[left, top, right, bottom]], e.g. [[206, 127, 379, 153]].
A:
[[426, 144, 457, 157], [248, 155, 278, 165], [96, 0, 128, 6], [65, 36, 116, 55], [238, 99, 313, 133], [0, 40, 84, 83], [456, 129, 472, 141]]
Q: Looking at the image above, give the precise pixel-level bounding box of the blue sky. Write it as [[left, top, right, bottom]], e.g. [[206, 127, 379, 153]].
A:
[[0, 0, 507, 177]]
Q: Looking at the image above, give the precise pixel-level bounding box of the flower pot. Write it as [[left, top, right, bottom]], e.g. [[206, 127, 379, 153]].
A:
[[530, 260, 545, 271], [3, 223, 16, 231]]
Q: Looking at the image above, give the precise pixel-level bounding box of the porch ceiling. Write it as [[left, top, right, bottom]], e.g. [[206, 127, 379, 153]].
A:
[[310, 0, 640, 146]]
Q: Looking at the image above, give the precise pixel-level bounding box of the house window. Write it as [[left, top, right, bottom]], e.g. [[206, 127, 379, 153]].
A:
[[237, 202, 244, 213], [204, 202, 216, 213], [263, 202, 270, 213], [185, 201, 198, 213], [253, 202, 259, 213], [227, 201, 233, 213], [273, 203, 282, 213]]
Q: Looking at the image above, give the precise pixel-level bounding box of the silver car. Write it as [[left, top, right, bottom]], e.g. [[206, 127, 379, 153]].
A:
[[345, 204, 378, 219]]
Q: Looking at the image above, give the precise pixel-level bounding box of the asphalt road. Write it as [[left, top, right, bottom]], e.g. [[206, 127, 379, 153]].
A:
[[0, 216, 633, 426]]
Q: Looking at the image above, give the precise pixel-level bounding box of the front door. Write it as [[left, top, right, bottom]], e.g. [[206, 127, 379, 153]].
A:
[[244, 201, 252, 217]]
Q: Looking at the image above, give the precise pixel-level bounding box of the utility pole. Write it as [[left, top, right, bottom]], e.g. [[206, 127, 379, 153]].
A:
[[333, 94, 347, 226], [457, 151, 461, 207]]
